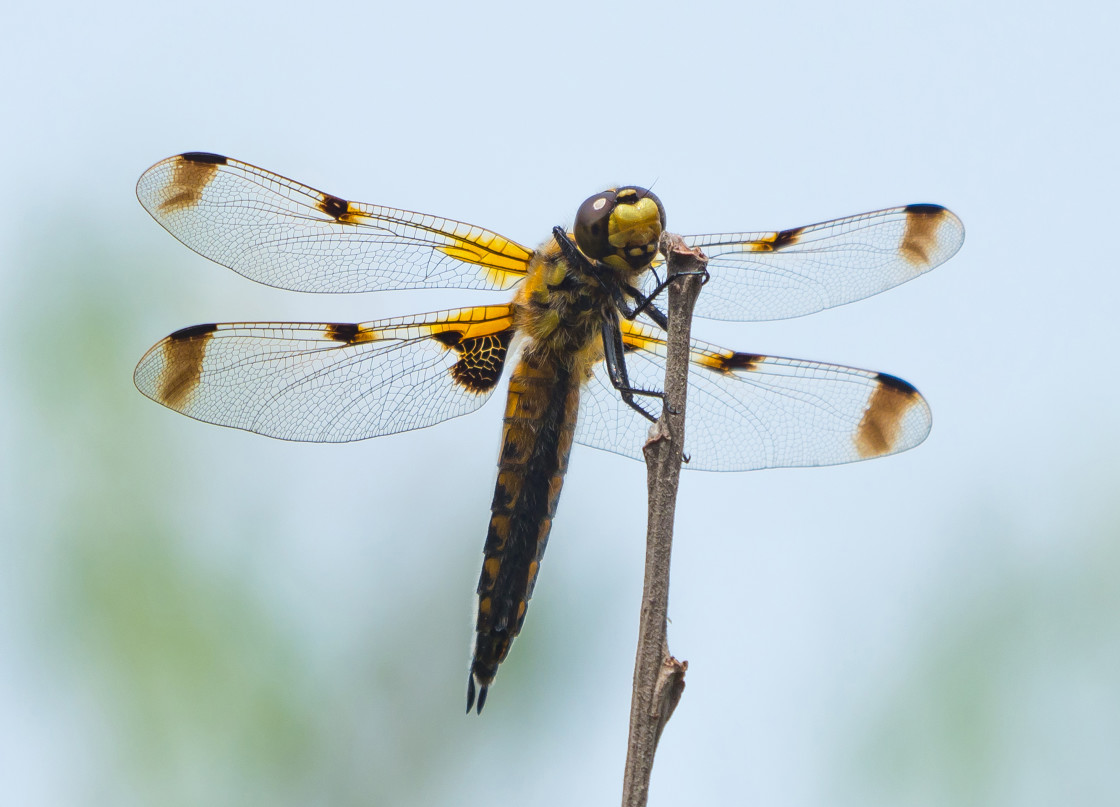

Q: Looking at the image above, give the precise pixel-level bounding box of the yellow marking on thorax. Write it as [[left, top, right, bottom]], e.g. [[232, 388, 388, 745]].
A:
[[518, 241, 567, 298]]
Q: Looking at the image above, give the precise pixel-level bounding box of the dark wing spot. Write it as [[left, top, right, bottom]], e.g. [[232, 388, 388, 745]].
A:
[[324, 323, 361, 343], [169, 323, 219, 341], [903, 203, 945, 216], [318, 193, 349, 220], [444, 328, 514, 393], [178, 152, 228, 165], [875, 371, 919, 397], [719, 352, 764, 372], [430, 330, 463, 348], [771, 226, 805, 250]]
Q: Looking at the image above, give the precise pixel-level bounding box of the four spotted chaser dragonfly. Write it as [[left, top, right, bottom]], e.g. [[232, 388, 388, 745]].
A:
[[133, 152, 964, 713]]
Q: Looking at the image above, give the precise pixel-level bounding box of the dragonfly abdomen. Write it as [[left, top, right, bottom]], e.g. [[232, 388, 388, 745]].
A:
[[468, 351, 580, 712]]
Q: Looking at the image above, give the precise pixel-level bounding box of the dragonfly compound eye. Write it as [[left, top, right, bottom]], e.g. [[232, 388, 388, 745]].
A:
[[574, 186, 666, 272]]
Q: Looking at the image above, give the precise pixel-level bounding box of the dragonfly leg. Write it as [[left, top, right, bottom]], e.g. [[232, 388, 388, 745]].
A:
[[624, 265, 710, 323], [601, 310, 668, 421]]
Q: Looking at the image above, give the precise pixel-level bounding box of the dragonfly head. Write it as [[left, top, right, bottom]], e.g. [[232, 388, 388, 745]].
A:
[[573, 186, 665, 273]]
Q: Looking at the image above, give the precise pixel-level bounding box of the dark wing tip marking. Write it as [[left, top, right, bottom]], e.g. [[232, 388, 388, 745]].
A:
[[902, 203, 947, 216], [168, 322, 219, 341], [317, 193, 349, 220], [178, 151, 228, 165], [324, 322, 361, 343], [855, 372, 924, 458], [874, 371, 920, 396]]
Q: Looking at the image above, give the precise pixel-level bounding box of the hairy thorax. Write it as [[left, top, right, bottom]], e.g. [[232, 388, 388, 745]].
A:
[[513, 236, 622, 374]]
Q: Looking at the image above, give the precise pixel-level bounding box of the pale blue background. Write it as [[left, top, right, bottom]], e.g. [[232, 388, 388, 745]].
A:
[[2, 2, 1118, 805]]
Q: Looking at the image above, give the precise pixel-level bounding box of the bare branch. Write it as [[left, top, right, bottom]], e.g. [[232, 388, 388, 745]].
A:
[[621, 233, 707, 807]]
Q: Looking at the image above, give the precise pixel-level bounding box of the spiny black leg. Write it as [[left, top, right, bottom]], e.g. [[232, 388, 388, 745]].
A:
[[601, 311, 663, 422], [620, 281, 669, 329], [549, 226, 680, 419], [552, 226, 586, 269]]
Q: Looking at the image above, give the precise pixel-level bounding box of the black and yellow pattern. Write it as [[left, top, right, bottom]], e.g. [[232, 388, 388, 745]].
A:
[[134, 306, 515, 442], [134, 152, 964, 712]]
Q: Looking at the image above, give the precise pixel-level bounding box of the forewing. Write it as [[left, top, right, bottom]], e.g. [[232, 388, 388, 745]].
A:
[[136, 152, 532, 293], [574, 321, 932, 471], [134, 305, 516, 442], [641, 205, 963, 321]]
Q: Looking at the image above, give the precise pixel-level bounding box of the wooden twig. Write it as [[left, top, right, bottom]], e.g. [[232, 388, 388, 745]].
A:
[[621, 233, 707, 807]]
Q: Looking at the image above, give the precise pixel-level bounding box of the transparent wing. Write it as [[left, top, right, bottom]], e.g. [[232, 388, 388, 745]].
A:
[[136, 152, 532, 293], [134, 305, 516, 442], [641, 204, 964, 321], [573, 321, 932, 471]]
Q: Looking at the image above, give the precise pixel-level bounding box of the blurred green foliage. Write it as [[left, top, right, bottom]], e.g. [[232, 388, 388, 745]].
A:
[[842, 510, 1120, 806]]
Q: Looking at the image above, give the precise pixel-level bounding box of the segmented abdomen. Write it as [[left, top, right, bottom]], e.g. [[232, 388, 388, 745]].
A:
[[467, 350, 579, 712]]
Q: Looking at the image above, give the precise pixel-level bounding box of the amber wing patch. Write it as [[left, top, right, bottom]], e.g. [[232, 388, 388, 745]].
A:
[[855, 373, 923, 458], [155, 153, 227, 215], [900, 204, 950, 267], [156, 323, 218, 409]]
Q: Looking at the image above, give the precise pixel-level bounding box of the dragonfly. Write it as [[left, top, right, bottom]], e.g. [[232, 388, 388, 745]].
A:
[[133, 152, 964, 713]]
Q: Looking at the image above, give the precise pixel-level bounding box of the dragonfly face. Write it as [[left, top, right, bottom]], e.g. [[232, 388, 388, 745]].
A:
[[133, 152, 964, 713], [572, 186, 666, 273]]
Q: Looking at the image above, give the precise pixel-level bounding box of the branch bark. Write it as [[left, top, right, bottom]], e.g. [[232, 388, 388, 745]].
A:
[[621, 233, 707, 807]]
